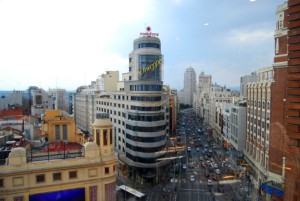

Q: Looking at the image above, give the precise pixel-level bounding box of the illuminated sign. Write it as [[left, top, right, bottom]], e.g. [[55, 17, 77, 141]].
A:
[[140, 26, 159, 37], [29, 188, 85, 201], [138, 57, 163, 77]]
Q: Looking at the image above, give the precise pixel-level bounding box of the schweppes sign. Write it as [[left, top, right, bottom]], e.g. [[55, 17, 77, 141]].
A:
[[138, 57, 163, 77]]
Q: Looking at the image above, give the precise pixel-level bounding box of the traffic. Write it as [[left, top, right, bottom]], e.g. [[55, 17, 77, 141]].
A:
[[170, 108, 247, 201]]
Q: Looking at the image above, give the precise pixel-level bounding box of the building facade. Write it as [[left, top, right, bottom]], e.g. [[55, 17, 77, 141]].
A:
[[96, 31, 170, 184], [240, 72, 257, 98], [283, 0, 300, 200], [0, 110, 116, 201], [245, 67, 273, 194], [72, 28, 172, 184], [183, 67, 196, 106]]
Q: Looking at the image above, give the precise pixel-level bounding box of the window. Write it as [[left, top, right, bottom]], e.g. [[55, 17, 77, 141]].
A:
[[96, 129, 100, 145], [63, 124, 67, 140], [14, 197, 23, 201], [53, 172, 61, 181], [103, 130, 108, 145], [110, 131, 112, 145], [0, 178, 3, 187], [55, 125, 60, 140], [105, 167, 109, 174], [69, 171, 77, 179], [36, 174, 45, 183]]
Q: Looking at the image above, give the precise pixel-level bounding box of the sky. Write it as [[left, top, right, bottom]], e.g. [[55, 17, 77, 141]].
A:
[[0, 0, 285, 91]]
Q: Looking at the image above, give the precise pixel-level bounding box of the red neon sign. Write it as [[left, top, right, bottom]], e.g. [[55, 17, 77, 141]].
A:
[[140, 26, 159, 37]]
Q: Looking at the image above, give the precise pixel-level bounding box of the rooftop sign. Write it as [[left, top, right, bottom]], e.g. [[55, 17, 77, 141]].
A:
[[140, 26, 159, 37]]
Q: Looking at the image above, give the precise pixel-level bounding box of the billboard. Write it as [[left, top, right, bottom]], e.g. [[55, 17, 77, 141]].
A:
[[29, 188, 85, 201]]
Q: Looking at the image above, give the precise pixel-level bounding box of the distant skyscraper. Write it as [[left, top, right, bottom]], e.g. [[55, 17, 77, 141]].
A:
[[183, 67, 196, 106]]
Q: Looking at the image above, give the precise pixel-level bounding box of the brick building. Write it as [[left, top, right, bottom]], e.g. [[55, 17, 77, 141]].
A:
[[283, 0, 300, 200]]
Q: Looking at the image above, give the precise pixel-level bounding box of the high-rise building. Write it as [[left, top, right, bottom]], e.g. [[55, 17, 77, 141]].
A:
[[72, 27, 174, 184], [194, 72, 211, 117], [97, 28, 170, 184], [183, 67, 196, 106]]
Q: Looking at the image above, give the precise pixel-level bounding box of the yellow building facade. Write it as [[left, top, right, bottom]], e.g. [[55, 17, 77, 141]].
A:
[[0, 110, 116, 201]]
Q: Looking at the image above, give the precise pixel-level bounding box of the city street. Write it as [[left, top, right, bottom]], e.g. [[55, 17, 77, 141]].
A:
[[117, 109, 255, 201]]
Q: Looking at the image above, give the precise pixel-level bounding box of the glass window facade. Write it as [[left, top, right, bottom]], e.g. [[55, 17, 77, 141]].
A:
[[129, 84, 162, 91], [126, 152, 165, 164], [128, 114, 164, 122], [138, 55, 161, 80], [126, 134, 165, 142], [131, 96, 161, 101], [126, 124, 166, 132], [130, 105, 161, 111], [138, 43, 160, 49]]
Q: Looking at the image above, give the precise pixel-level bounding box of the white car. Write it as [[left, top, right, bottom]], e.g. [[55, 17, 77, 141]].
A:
[[187, 147, 191, 152], [190, 175, 195, 182], [207, 179, 212, 186], [170, 178, 178, 183], [182, 164, 187, 169], [215, 169, 221, 174]]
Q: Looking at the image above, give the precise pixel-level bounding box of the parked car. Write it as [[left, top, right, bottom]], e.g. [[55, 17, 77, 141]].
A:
[[182, 164, 187, 170], [190, 175, 195, 182], [207, 179, 213, 186], [215, 169, 221, 174]]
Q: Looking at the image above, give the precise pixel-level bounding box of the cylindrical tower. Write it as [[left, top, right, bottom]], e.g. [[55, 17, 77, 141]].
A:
[[123, 28, 169, 183]]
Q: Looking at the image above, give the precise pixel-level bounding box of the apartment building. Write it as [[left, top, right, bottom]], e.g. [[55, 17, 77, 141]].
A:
[[244, 66, 273, 194]]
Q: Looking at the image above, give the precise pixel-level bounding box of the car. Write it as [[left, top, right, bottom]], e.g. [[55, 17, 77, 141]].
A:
[[187, 147, 191, 152], [182, 164, 187, 170], [199, 156, 203, 161], [214, 164, 218, 168], [170, 178, 178, 183], [190, 175, 195, 182], [207, 179, 213, 186], [215, 169, 221, 174], [205, 172, 210, 178], [196, 148, 200, 152]]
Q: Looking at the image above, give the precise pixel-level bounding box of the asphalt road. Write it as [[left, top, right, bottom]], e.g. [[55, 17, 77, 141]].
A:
[[117, 109, 254, 201]]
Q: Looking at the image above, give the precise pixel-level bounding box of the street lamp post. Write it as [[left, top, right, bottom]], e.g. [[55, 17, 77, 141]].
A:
[[157, 156, 183, 192]]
